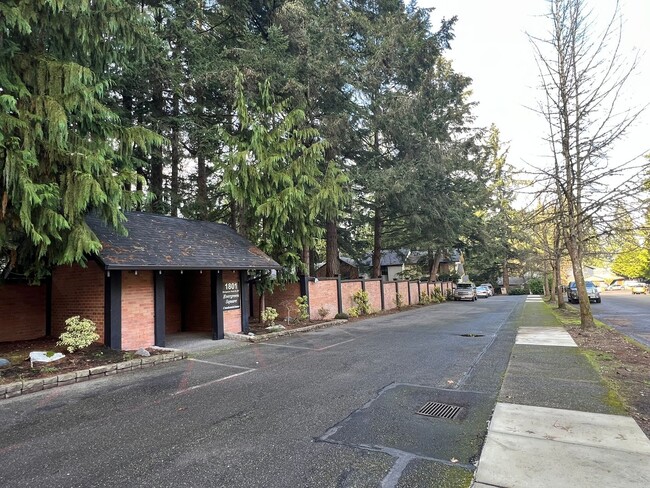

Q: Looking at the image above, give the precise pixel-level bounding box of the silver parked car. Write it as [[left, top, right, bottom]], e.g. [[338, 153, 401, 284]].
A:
[[454, 282, 477, 301], [567, 281, 601, 303]]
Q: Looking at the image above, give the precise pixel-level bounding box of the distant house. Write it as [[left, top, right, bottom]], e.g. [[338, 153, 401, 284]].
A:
[[314, 256, 360, 279], [359, 249, 464, 281]]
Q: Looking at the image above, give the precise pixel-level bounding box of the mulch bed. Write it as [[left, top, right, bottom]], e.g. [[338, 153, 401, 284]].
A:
[[0, 338, 165, 385], [567, 325, 650, 437]]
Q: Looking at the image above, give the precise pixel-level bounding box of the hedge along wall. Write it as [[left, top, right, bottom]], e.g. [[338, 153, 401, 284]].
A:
[[308, 279, 338, 321]]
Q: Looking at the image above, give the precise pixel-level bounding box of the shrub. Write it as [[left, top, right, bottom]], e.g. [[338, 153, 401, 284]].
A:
[[347, 306, 360, 318], [261, 307, 279, 326], [334, 312, 349, 320], [528, 278, 544, 295], [433, 287, 445, 302], [507, 287, 528, 295], [318, 307, 330, 320], [295, 295, 309, 321], [57, 316, 99, 353], [446, 290, 454, 301], [419, 291, 430, 304], [352, 289, 372, 315], [395, 293, 404, 309]]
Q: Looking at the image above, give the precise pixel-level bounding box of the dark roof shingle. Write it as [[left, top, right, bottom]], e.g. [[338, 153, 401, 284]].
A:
[[86, 212, 280, 271]]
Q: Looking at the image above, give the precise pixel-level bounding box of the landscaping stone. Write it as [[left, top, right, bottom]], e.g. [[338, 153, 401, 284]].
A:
[[135, 348, 150, 357], [22, 379, 44, 393], [29, 351, 65, 367], [89, 365, 111, 375], [0, 358, 10, 368]]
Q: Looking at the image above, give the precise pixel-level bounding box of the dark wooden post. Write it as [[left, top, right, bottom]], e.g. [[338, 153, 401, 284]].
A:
[[240, 270, 249, 333], [337, 276, 343, 315], [211, 271, 224, 340], [380, 280, 385, 310], [154, 271, 166, 347], [104, 270, 122, 349]]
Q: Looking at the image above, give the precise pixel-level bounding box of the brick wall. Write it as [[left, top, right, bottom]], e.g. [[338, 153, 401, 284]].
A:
[[0, 282, 46, 342], [121, 271, 155, 350], [165, 272, 182, 333], [383, 282, 397, 310], [185, 271, 211, 332], [52, 262, 105, 342], [409, 281, 419, 305], [365, 280, 382, 312], [265, 282, 301, 320], [397, 281, 409, 307], [341, 281, 362, 313], [308, 279, 338, 320], [222, 271, 242, 334]]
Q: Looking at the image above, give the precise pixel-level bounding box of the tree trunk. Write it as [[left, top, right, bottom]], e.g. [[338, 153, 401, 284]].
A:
[[149, 78, 165, 214], [170, 92, 180, 217], [565, 237, 595, 327], [197, 152, 208, 220], [429, 249, 443, 281], [372, 204, 382, 279], [325, 219, 340, 277], [302, 244, 310, 277], [503, 258, 510, 295]]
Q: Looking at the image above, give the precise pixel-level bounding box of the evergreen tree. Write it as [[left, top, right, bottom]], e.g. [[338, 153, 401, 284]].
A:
[[0, 0, 160, 280]]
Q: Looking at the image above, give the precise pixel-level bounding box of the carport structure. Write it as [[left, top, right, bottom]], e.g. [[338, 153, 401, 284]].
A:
[[49, 212, 280, 351]]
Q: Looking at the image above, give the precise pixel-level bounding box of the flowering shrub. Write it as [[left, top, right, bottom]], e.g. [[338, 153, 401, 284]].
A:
[[295, 295, 309, 321], [261, 307, 279, 326], [57, 316, 99, 353]]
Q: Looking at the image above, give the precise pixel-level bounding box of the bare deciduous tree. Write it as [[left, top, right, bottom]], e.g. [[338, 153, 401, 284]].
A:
[[530, 0, 646, 327]]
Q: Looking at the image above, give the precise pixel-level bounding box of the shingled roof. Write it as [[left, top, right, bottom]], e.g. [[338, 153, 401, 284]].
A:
[[86, 212, 280, 271]]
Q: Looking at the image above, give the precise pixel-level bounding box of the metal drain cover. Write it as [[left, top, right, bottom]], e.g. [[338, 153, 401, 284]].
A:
[[416, 401, 462, 419]]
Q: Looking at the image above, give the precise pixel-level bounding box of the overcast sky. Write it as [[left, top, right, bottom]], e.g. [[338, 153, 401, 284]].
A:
[[419, 0, 650, 179]]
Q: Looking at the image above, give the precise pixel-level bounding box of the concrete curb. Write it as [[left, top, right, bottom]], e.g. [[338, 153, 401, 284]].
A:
[[225, 319, 348, 343], [1, 351, 188, 400]]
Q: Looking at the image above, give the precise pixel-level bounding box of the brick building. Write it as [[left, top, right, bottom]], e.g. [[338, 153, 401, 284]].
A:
[[0, 212, 279, 350]]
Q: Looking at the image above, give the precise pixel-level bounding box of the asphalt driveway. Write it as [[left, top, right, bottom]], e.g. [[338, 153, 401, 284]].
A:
[[0, 296, 524, 488]]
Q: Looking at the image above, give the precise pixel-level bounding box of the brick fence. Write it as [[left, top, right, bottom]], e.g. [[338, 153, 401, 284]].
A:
[[264, 278, 454, 321]]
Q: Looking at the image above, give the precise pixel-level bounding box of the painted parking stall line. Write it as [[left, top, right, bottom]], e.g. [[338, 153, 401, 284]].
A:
[[172, 369, 256, 396]]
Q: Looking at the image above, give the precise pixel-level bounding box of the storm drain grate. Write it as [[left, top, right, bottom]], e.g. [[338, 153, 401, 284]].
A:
[[416, 401, 462, 419]]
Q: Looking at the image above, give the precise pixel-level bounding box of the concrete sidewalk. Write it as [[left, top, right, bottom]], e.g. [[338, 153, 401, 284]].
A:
[[473, 296, 650, 487]]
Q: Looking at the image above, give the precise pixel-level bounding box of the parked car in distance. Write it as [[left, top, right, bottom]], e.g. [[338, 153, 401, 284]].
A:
[[567, 281, 601, 303], [607, 283, 623, 291], [479, 283, 494, 296], [454, 282, 477, 301], [476, 285, 490, 298], [630, 282, 647, 295]]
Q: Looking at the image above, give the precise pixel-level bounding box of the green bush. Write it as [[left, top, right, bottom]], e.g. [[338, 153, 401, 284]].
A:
[[527, 278, 544, 295], [57, 316, 99, 353], [261, 307, 279, 326], [334, 312, 349, 320], [347, 306, 360, 318], [507, 287, 528, 295], [352, 289, 372, 315], [295, 295, 309, 321], [395, 293, 404, 309]]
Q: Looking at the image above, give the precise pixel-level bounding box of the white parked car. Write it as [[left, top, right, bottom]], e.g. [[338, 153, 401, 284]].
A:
[[476, 285, 490, 298], [479, 283, 495, 296]]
